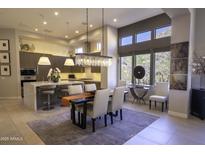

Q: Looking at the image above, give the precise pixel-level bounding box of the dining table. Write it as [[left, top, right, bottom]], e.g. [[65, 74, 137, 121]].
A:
[[62, 89, 128, 129]]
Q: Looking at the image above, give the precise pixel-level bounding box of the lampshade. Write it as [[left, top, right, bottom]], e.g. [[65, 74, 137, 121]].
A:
[[38, 56, 51, 65], [64, 58, 74, 66]]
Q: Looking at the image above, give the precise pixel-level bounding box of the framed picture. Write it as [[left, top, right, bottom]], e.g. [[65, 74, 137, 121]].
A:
[[171, 58, 188, 74], [0, 52, 10, 63], [170, 74, 187, 90], [0, 65, 11, 76], [171, 42, 189, 59], [0, 40, 9, 51]]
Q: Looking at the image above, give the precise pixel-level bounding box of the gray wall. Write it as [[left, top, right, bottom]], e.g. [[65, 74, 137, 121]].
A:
[[194, 9, 205, 56], [118, 13, 171, 56], [0, 29, 21, 99]]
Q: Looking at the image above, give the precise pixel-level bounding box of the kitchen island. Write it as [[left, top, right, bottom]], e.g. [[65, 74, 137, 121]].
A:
[[23, 81, 84, 111]]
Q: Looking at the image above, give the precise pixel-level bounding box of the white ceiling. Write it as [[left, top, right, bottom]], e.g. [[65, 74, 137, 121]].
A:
[[0, 8, 163, 40]]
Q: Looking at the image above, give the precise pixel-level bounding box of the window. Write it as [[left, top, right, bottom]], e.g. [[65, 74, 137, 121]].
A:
[[120, 35, 133, 46], [96, 42, 101, 51], [120, 56, 132, 84], [75, 47, 83, 53], [136, 31, 151, 43], [155, 26, 171, 39], [135, 54, 151, 84], [155, 51, 171, 83]]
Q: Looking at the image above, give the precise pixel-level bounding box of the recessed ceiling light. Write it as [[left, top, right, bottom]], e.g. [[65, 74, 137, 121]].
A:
[[43, 21, 47, 25], [113, 18, 117, 22], [34, 28, 38, 32], [75, 30, 79, 34], [89, 24, 93, 28], [54, 11, 59, 16], [65, 35, 68, 38]]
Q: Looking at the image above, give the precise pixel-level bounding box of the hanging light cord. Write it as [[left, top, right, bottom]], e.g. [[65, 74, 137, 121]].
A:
[[86, 8, 89, 53], [102, 8, 104, 55]]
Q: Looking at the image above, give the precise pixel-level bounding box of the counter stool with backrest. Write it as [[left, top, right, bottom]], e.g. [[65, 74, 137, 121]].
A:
[[108, 86, 125, 124], [149, 82, 169, 112], [39, 85, 56, 110]]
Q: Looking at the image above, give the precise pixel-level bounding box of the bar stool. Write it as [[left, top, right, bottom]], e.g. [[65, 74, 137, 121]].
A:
[[40, 85, 56, 110]]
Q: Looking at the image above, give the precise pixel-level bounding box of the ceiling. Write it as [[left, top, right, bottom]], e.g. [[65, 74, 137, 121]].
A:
[[0, 8, 163, 40]]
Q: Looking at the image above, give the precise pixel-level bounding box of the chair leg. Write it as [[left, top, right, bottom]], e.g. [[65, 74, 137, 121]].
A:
[[92, 118, 96, 132], [110, 112, 113, 124], [149, 100, 151, 110], [155, 101, 156, 108], [115, 111, 118, 116], [120, 109, 123, 120], [78, 111, 81, 125], [165, 101, 168, 110], [104, 114, 107, 127], [132, 98, 135, 104], [162, 102, 164, 112]]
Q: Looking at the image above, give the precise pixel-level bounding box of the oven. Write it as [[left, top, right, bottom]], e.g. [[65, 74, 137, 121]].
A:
[[21, 68, 37, 97]]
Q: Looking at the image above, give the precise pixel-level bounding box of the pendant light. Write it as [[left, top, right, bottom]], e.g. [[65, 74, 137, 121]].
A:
[[75, 8, 112, 67], [64, 22, 74, 66]]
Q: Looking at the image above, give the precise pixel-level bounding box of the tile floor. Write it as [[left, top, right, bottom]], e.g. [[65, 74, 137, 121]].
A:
[[0, 99, 205, 145]]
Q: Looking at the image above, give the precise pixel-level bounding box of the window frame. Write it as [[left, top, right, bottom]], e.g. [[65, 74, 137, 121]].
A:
[[119, 35, 133, 47], [154, 25, 172, 39], [119, 50, 171, 85], [135, 30, 152, 44]]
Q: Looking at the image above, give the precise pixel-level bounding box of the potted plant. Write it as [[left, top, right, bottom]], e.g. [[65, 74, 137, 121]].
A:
[[47, 68, 61, 83]]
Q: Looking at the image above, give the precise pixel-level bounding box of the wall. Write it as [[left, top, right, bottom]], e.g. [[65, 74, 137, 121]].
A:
[[168, 14, 191, 118], [0, 29, 21, 99], [194, 9, 205, 56], [118, 13, 171, 56], [101, 26, 118, 89], [17, 31, 69, 56]]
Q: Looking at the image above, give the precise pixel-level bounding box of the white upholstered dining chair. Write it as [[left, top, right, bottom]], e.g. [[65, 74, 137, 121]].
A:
[[84, 84, 97, 92], [149, 82, 169, 112], [68, 84, 83, 95], [107, 86, 125, 124], [77, 89, 110, 132]]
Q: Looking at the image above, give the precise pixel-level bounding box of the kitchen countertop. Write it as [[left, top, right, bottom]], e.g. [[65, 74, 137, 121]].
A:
[[24, 81, 84, 87]]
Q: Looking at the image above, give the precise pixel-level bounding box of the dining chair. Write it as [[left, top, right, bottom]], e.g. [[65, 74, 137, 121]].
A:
[[84, 83, 97, 92], [107, 86, 125, 124], [68, 84, 84, 122], [77, 89, 110, 132], [149, 82, 169, 112], [68, 84, 83, 95]]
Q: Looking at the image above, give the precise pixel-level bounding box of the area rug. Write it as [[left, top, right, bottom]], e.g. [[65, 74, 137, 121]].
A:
[[28, 108, 158, 145]]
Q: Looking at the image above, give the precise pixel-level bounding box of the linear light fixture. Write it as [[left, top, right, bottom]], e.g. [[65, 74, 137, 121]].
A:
[[75, 8, 112, 67]]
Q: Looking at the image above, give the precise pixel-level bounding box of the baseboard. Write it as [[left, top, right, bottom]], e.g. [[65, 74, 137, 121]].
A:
[[168, 110, 189, 118], [0, 96, 22, 100]]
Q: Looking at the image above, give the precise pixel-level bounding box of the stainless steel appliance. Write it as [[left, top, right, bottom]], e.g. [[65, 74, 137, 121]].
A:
[[20, 68, 37, 97]]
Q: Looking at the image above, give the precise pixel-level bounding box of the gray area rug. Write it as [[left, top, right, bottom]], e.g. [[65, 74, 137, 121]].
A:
[[28, 108, 158, 145]]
